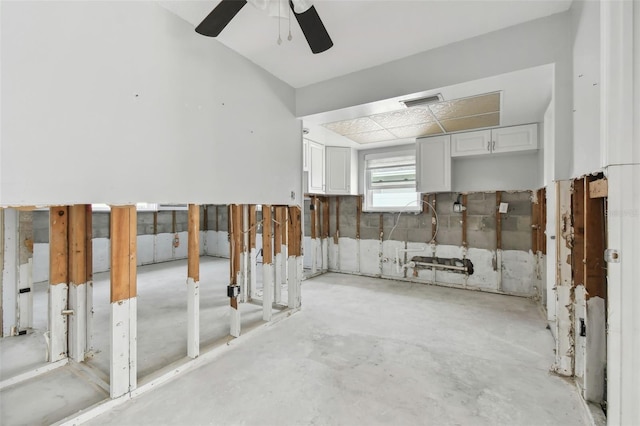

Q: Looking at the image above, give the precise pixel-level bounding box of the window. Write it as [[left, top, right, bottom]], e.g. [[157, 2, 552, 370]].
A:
[[364, 150, 420, 212]]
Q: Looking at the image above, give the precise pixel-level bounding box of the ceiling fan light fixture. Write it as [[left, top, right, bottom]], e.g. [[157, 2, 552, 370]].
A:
[[400, 94, 443, 108]]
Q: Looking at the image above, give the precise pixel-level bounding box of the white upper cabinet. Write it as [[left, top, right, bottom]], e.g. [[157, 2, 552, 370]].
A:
[[307, 140, 325, 194], [451, 129, 492, 157], [325, 146, 357, 195], [450, 123, 538, 157], [492, 123, 538, 154], [416, 135, 451, 193], [303, 139, 309, 172]]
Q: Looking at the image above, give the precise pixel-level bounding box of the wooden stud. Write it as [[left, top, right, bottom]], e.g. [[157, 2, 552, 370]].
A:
[[589, 178, 608, 198], [249, 205, 257, 250], [50, 206, 69, 285], [229, 205, 242, 285], [334, 197, 340, 244], [274, 207, 283, 255], [430, 194, 437, 244], [288, 206, 302, 256], [310, 197, 317, 240], [540, 188, 547, 255], [172, 210, 177, 234], [496, 191, 502, 250], [572, 178, 586, 288], [110, 206, 137, 303], [203, 205, 208, 232], [153, 211, 158, 235], [188, 204, 200, 281], [262, 206, 273, 264], [85, 205, 93, 280], [322, 197, 330, 239], [532, 190, 541, 253], [379, 213, 384, 240], [461, 194, 468, 248], [282, 206, 288, 247], [584, 177, 607, 299], [69, 205, 88, 285], [356, 196, 362, 240]]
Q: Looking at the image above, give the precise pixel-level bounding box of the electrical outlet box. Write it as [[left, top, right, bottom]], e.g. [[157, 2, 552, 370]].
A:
[[499, 202, 509, 213]]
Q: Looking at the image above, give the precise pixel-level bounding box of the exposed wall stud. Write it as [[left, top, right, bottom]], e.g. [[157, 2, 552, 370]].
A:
[[187, 204, 200, 358], [262, 205, 273, 321], [49, 206, 69, 362], [109, 205, 137, 398]]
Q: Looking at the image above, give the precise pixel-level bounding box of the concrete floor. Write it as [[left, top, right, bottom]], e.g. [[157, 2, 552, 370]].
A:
[[0, 257, 272, 425], [82, 272, 589, 426]]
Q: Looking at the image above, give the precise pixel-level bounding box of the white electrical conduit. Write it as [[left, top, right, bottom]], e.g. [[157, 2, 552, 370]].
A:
[[387, 199, 439, 273]]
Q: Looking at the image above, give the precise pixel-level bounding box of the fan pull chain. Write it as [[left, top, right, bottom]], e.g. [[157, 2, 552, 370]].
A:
[[288, 3, 292, 41], [277, 0, 282, 45]]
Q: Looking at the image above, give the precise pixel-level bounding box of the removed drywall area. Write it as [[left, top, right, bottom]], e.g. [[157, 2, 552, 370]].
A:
[[304, 191, 540, 297]]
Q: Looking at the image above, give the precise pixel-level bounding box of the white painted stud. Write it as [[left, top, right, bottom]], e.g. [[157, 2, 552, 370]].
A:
[[274, 252, 282, 304], [68, 282, 87, 362], [249, 247, 257, 300], [110, 297, 137, 398], [18, 259, 34, 330], [230, 306, 240, 338], [262, 263, 273, 321], [48, 283, 68, 362], [2, 208, 18, 337], [187, 277, 199, 358]]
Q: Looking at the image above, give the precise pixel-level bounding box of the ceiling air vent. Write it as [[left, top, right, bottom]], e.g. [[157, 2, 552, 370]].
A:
[[400, 94, 443, 108]]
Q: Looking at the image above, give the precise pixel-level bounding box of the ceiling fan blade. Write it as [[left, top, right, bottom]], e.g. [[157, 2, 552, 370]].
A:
[[289, 1, 333, 54], [196, 0, 247, 37]]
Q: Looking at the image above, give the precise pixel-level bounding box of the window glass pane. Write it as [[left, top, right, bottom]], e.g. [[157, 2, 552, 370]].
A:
[[371, 188, 419, 209], [370, 165, 415, 187]]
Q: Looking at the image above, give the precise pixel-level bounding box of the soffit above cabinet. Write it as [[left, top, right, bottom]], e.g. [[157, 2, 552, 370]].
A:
[[321, 92, 501, 145]]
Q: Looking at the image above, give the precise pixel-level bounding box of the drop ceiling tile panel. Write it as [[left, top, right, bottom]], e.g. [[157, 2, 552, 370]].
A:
[[347, 129, 396, 144], [370, 107, 434, 128], [430, 92, 500, 121], [323, 117, 383, 136], [441, 112, 500, 132], [388, 123, 443, 138]]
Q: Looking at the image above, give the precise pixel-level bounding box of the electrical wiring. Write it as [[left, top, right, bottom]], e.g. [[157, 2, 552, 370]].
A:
[[386, 198, 439, 243]]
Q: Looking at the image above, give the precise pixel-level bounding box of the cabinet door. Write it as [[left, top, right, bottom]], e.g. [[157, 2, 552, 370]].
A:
[[416, 135, 451, 193], [492, 123, 538, 154], [451, 129, 492, 157], [326, 147, 351, 194], [308, 141, 325, 193]]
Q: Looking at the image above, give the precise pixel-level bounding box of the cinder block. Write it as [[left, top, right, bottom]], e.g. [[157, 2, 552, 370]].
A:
[[205, 205, 218, 230], [137, 212, 155, 235], [217, 205, 228, 232], [92, 212, 110, 239], [175, 211, 188, 232], [502, 230, 532, 251], [502, 191, 532, 203], [407, 227, 431, 243], [303, 199, 311, 236], [157, 211, 173, 234], [467, 195, 497, 216], [436, 193, 454, 214], [465, 192, 486, 201], [468, 229, 496, 250], [360, 225, 381, 240], [33, 210, 50, 243]]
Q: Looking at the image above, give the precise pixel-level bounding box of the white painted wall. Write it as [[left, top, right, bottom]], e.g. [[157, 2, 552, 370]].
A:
[[571, 0, 602, 178], [297, 12, 573, 182], [0, 1, 301, 207]]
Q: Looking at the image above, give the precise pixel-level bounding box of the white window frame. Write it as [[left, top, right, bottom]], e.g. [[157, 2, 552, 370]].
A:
[[363, 150, 421, 213]]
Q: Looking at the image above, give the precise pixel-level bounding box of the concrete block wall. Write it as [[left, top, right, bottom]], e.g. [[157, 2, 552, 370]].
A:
[[304, 191, 542, 297], [32, 206, 229, 283]]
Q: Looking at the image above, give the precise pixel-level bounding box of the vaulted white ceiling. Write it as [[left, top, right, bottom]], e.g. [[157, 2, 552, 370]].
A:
[[161, 0, 571, 89], [162, 1, 567, 148]]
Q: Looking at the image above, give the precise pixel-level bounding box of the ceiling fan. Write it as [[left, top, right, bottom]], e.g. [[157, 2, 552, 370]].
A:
[[195, 0, 333, 54]]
